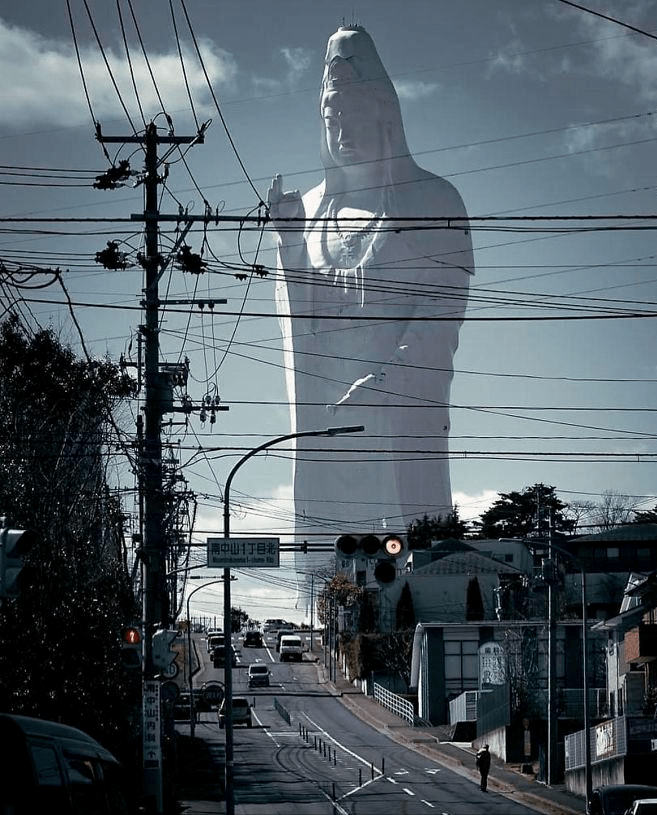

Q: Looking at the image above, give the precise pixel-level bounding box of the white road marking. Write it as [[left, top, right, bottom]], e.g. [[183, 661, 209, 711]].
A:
[[251, 708, 280, 748], [302, 712, 383, 774]]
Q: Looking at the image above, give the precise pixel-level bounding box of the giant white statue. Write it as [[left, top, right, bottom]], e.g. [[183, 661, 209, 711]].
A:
[[268, 26, 473, 611]]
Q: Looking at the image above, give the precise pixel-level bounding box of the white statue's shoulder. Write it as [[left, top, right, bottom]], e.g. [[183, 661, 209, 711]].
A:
[[402, 166, 468, 219]]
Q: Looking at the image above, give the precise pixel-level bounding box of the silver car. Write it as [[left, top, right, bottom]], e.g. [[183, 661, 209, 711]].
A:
[[247, 664, 270, 688]]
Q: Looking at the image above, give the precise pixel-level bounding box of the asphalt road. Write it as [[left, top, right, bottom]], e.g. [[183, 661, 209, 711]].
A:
[[185, 630, 543, 814]]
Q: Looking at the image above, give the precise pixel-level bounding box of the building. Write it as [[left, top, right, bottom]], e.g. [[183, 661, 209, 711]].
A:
[[565, 570, 657, 796]]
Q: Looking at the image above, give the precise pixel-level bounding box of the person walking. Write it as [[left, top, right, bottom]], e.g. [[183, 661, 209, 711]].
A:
[[476, 744, 491, 791]]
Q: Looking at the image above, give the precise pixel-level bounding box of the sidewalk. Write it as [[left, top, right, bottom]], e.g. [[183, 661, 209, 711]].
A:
[[175, 653, 586, 815]]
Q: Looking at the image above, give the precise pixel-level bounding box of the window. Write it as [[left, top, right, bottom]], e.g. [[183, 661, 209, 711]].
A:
[[30, 743, 68, 814], [65, 756, 105, 815], [444, 640, 478, 681]]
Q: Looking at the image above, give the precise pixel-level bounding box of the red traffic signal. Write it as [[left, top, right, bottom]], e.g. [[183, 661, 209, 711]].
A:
[[382, 535, 404, 557], [335, 534, 406, 558]]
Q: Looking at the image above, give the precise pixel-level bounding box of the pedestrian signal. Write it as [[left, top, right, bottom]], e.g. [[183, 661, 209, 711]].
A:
[[120, 626, 142, 670]]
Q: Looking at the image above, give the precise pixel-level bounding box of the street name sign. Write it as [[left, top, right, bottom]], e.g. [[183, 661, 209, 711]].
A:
[[207, 537, 280, 568]]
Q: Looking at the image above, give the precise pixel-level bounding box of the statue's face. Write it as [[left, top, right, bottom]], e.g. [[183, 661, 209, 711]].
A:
[[322, 91, 382, 167]]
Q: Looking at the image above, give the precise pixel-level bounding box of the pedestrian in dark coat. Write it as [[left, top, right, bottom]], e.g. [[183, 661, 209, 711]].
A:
[[476, 744, 491, 791]]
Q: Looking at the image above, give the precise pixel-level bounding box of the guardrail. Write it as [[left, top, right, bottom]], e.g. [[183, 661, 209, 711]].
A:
[[373, 682, 416, 726]]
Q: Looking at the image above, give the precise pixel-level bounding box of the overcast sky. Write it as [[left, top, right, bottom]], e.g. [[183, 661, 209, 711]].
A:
[[1, 1, 656, 622]]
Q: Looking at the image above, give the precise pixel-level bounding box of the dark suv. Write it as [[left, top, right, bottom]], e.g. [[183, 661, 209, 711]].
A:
[[243, 630, 263, 648]]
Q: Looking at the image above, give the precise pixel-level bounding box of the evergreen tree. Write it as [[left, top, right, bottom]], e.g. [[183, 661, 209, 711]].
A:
[[395, 582, 416, 629], [473, 484, 575, 540], [0, 315, 139, 762], [466, 577, 485, 621], [407, 508, 469, 549]]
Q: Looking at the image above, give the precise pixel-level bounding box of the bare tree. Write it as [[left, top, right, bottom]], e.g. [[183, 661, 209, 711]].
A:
[[589, 490, 635, 531]]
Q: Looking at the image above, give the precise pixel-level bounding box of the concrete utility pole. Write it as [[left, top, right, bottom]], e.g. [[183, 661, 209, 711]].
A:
[[98, 122, 201, 814]]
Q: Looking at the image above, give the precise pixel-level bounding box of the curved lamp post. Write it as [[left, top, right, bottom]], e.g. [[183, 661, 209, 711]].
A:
[[222, 424, 364, 815], [185, 578, 224, 738]]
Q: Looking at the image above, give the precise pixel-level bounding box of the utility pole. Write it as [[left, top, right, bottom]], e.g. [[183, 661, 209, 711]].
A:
[[547, 510, 558, 786], [97, 122, 201, 815]]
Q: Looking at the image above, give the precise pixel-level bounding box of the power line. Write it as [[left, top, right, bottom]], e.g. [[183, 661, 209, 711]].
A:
[[556, 0, 657, 43]]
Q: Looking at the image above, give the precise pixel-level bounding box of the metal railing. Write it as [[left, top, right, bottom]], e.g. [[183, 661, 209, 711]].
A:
[[565, 716, 628, 770], [373, 682, 416, 725]]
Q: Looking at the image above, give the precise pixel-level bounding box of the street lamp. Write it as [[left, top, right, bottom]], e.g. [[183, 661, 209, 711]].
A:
[[185, 579, 224, 738], [221, 425, 364, 815]]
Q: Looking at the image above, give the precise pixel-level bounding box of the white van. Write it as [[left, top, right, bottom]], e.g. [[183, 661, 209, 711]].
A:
[[279, 634, 303, 662]]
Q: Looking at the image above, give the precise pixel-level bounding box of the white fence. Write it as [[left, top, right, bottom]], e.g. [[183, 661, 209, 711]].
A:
[[373, 682, 416, 725]]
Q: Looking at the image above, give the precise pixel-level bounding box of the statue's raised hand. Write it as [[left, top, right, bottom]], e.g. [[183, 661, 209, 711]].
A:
[[267, 174, 304, 234]]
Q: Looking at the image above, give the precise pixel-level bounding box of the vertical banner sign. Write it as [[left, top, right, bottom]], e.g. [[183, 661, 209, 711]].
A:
[[143, 680, 161, 768]]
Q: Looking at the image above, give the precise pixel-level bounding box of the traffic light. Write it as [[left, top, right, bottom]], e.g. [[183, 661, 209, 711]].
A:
[[120, 626, 142, 670], [334, 534, 406, 585], [0, 525, 38, 597], [152, 628, 179, 678]]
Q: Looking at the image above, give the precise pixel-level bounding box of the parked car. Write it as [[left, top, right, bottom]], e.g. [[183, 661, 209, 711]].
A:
[[247, 664, 270, 688], [218, 697, 252, 728], [589, 785, 657, 815], [243, 630, 263, 648], [279, 634, 303, 662], [626, 800, 657, 815], [0, 713, 133, 814]]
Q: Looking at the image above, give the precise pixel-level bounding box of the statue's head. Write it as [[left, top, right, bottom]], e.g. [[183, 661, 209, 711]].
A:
[[319, 26, 411, 177]]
